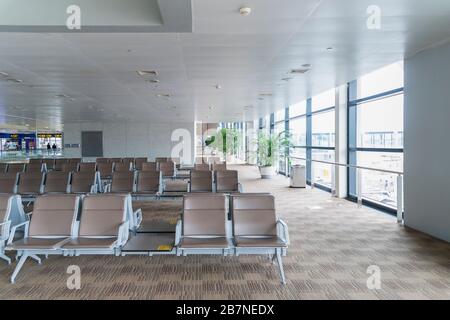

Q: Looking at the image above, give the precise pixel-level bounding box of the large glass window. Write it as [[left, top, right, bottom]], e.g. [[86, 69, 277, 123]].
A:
[[357, 62, 404, 99], [312, 149, 334, 188], [357, 94, 403, 149], [349, 60, 404, 211], [289, 100, 307, 118], [312, 110, 335, 147], [289, 116, 306, 147], [312, 89, 335, 112]]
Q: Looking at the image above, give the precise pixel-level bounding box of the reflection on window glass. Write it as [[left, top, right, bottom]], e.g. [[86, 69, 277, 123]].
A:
[[312, 149, 334, 188], [289, 117, 306, 146], [358, 61, 404, 99], [357, 94, 404, 148], [274, 109, 285, 122], [312, 110, 335, 147], [312, 89, 335, 112], [274, 122, 285, 137], [357, 152, 403, 208], [289, 100, 307, 118]]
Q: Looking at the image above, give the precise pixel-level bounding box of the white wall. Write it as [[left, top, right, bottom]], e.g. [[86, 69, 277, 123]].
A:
[[63, 121, 195, 163], [404, 42, 450, 242]]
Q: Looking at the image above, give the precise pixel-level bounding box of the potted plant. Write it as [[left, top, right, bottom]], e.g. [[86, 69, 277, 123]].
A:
[[256, 131, 291, 179], [211, 128, 240, 163]]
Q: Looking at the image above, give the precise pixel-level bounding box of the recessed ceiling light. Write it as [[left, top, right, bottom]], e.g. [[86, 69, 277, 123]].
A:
[[239, 7, 252, 16], [208, 106, 214, 110], [0, 72, 9, 77], [259, 93, 273, 97], [156, 94, 170, 99], [326, 47, 334, 51], [302, 64, 312, 68], [137, 70, 158, 77], [215, 84, 222, 90], [54, 94, 71, 99], [282, 77, 293, 81], [25, 124, 30, 127]]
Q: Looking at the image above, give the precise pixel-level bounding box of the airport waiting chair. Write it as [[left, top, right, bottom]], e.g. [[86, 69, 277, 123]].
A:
[[54, 159, 68, 171], [189, 170, 213, 193], [122, 158, 134, 170], [70, 171, 100, 194], [62, 194, 130, 256], [29, 159, 42, 164], [96, 158, 108, 163], [195, 163, 210, 171], [141, 162, 157, 172], [106, 171, 135, 193], [68, 158, 82, 164], [61, 162, 79, 172], [17, 172, 45, 197], [97, 162, 114, 179], [214, 170, 242, 193], [0, 163, 7, 173], [230, 194, 289, 284], [108, 158, 122, 164], [0, 194, 27, 264], [6, 194, 81, 283], [159, 161, 175, 178], [155, 157, 170, 163], [212, 163, 227, 172], [78, 162, 97, 173], [25, 163, 46, 173], [43, 171, 70, 194], [0, 173, 19, 194], [7, 163, 25, 173], [134, 157, 147, 170], [43, 159, 56, 171], [113, 162, 131, 172], [134, 171, 162, 197], [176, 194, 230, 256]]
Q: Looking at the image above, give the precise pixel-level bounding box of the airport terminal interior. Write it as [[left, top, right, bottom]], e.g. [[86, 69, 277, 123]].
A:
[[0, 0, 450, 300]]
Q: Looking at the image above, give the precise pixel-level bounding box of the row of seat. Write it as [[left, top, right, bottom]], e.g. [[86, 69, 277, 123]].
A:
[[175, 194, 289, 284], [2, 193, 288, 284], [0, 169, 240, 197], [2, 193, 137, 283]]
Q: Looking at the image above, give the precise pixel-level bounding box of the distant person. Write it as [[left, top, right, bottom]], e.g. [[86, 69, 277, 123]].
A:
[[52, 143, 57, 154], [47, 142, 51, 154]]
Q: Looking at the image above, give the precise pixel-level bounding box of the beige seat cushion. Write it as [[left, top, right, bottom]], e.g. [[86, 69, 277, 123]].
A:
[[234, 236, 287, 248], [179, 237, 229, 249], [9, 237, 68, 250], [165, 180, 188, 192], [62, 237, 118, 249]]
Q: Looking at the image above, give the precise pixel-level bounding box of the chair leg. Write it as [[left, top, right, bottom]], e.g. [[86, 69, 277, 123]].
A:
[[275, 249, 286, 285], [11, 254, 28, 283], [0, 253, 11, 265], [271, 254, 277, 264], [30, 254, 42, 264]]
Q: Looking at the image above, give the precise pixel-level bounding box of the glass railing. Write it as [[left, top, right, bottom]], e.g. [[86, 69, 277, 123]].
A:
[[0, 149, 65, 162]]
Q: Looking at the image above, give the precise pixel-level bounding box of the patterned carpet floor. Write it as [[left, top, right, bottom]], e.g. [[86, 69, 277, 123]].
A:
[[1, 164, 450, 299]]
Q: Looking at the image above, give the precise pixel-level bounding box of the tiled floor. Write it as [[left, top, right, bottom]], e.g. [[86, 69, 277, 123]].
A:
[[1, 164, 450, 299]]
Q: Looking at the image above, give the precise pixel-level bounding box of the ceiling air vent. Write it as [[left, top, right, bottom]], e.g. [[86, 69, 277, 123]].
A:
[[289, 68, 310, 75], [137, 70, 158, 77]]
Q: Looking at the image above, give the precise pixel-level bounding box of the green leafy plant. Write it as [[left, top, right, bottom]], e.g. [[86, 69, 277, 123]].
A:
[[211, 128, 240, 155], [255, 131, 292, 167]]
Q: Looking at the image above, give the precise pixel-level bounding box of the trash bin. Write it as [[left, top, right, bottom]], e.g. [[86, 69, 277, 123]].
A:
[[290, 164, 306, 188]]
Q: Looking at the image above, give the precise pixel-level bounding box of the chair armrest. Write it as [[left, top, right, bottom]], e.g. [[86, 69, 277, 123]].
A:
[[238, 183, 243, 193], [133, 208, 143, 230], [276, 219, 290, 245], [104, 183, 111, 193], [26, 212, 33, 220], [7, 221, 29, 245], [90, 184, 98, 194], [175, 219, 182, 246], [0, 220, 11, 241], [117, 221, 130, 246]]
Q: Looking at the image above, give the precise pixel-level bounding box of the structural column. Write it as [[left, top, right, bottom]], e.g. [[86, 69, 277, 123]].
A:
[[334, 85, 348, 198]]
